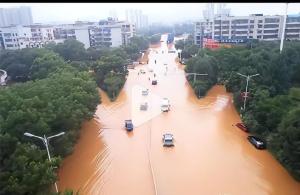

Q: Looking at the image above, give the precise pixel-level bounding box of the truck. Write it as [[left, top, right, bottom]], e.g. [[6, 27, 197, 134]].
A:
[[161, 98, 170, 112]]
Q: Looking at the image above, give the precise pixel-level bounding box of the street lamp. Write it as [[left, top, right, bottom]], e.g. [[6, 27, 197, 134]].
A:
[[24, 131, 65, 193], [236, 72, 259, 111], [280, 3, 289, 54]]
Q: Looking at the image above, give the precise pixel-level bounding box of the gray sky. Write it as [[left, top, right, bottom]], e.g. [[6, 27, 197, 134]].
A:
[[0, 3, 300, 24]]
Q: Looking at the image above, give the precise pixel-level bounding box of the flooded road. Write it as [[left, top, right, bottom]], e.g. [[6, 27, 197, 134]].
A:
[[58, 34, 300, 195]]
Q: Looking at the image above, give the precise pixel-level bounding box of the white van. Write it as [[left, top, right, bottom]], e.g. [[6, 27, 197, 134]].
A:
[[161, 98, 170, 112]]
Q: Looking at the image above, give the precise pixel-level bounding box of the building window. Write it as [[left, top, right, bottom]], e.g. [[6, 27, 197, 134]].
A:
[[264, 24, 279, 28], [250, 20, 254, 23], [287, 17, 300, 23], [263, 35, 278, 39], [286, 29, 300, 33], [232, 19, 249, 24], [5, 39, 12, 42], [257, 35, 262, 38], [264, 29, 278, 34], [286, 24, 300, 28], [286, 34, 300, 38], [259, 20, 263, 23], [265, 18, 279, 23], [6, 44, 14, 47]]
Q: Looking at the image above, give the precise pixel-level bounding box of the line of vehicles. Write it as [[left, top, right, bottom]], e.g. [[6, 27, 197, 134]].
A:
[[125, 84, 173, 146], [125, 47, 264, 150], [235, 122, 266, 149]]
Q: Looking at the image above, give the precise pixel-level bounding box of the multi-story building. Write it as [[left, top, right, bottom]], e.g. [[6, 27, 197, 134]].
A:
[[285, 13, 300, 40], [195, 8, 300, 47], [53, 23, 95, 49], [0, 25, 31, 49], [26, 24, 54, 48], [126, 9, 148, 29], [0, 18, 136, 50], [89, 18, 135, 48], [0, 6, 33, 27], [195, 14, 287, 47], [0, 24, 55, 50]]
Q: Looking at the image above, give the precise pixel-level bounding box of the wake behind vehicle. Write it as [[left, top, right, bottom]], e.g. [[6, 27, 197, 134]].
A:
[[162, 133, 174, 147], [236, 123, 249, 132], [125, 120, 133, 131], [140, 102, 148, 111], [247, 135, 266, 149], [142, 88, 149, 96]]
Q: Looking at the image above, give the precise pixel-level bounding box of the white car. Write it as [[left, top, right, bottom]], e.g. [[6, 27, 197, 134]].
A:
[[161, 98, 170, 112], [162, 133, 174, 147]]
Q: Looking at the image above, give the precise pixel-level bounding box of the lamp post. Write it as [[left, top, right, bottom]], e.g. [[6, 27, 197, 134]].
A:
[[24, 132, 65, 193], [236, 72, 259, 111], [280, 3, 288, 54]]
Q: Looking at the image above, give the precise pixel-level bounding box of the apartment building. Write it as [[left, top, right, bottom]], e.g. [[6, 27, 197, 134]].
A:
[[195, 14, 288, 46], [285, 13, 300, 40], [53, 23, 95, 49], [0, 25, 31, 50], [0, 6, 33, 27], [126, 9, 148, 29], [0, 18, 136, 50], [0, 24, 55, 50], [89, 18, 135, 48]]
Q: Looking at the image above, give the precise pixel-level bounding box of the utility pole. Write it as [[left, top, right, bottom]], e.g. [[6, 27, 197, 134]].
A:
[[280, 3, 288, 54], [24, 132, 65, 193], [236, 72, 259, 111]]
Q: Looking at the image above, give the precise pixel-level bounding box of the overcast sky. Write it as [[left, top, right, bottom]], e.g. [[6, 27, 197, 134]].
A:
[[0, 3, 300, 24]]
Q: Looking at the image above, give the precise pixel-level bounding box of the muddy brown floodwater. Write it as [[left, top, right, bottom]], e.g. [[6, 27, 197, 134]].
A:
[[58, 34, 300, 195]]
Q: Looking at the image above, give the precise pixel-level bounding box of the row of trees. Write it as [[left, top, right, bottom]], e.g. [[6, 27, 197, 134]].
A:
[[0, 56, 100, 194], [174, 35, 198, 59], [184, 40, 300, 180], [0, 35, 150, 101], [0, 35, 151, 194]]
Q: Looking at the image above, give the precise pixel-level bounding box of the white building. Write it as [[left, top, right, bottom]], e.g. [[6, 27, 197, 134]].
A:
[[26, 24, 55, 48], [0, 25, 31, 50], [285, 13, 300, 40], [0, 24, 55, 50], [195, 4, 300, 46], [193, 14, 300, 46], [126, 9, 148, 29], [53, 23, 95, 49], [0, 6, 33, 27], [90, 18, 135, 48]]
